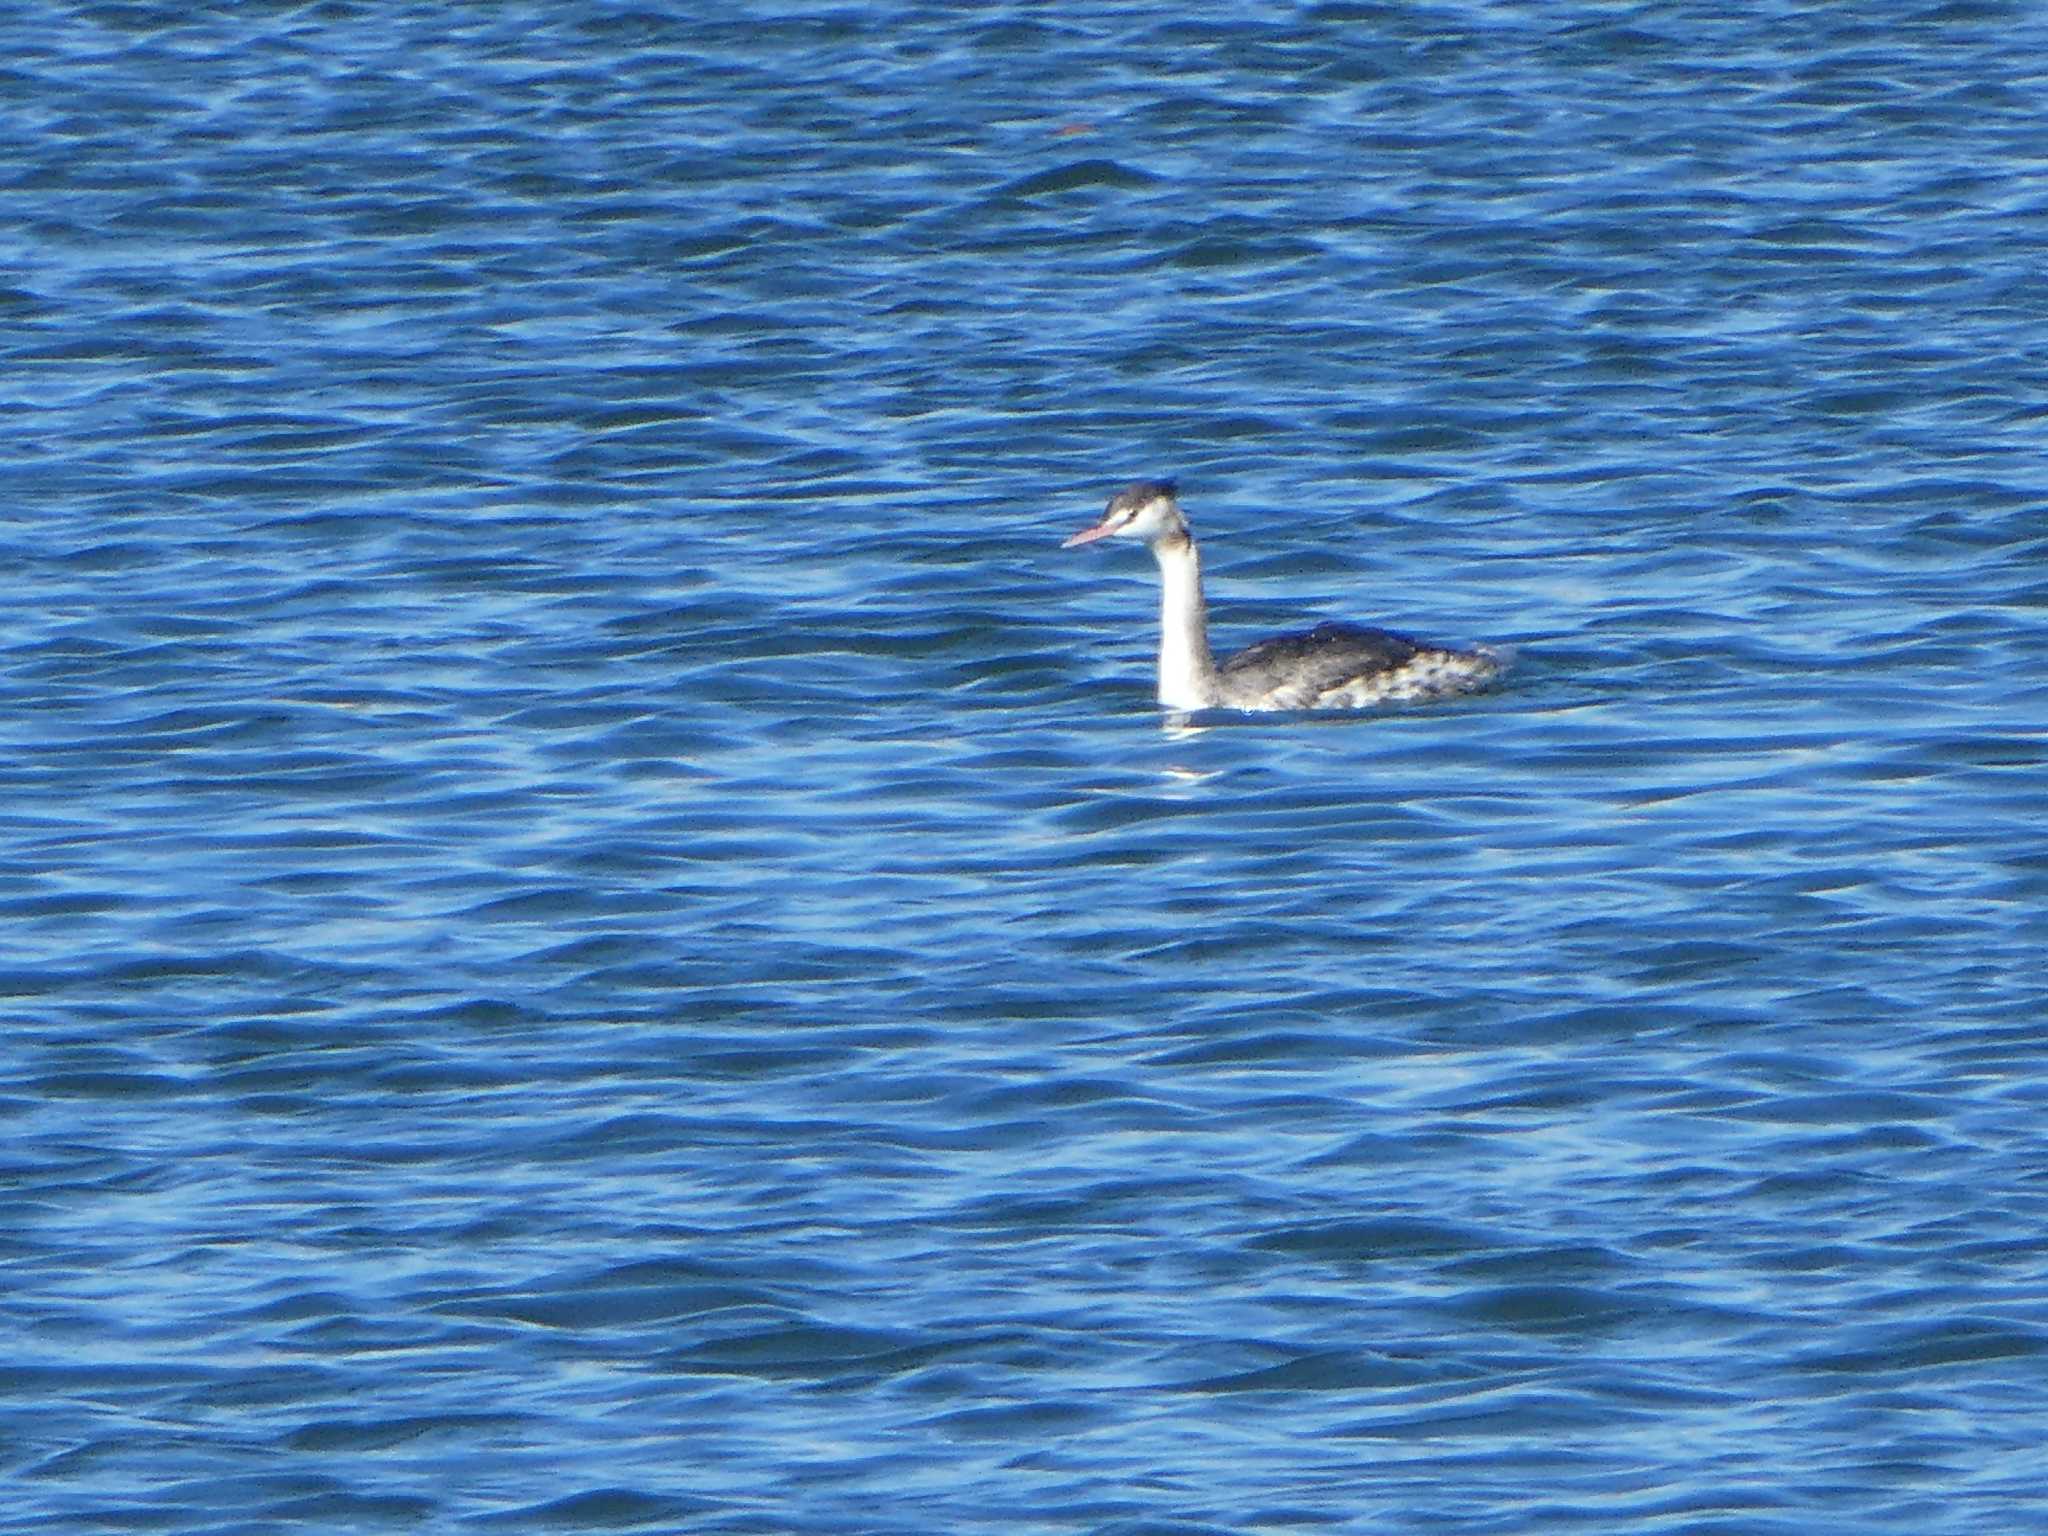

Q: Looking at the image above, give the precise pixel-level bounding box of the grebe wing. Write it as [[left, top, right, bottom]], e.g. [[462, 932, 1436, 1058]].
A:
[[1217, 621, 1425, 703]]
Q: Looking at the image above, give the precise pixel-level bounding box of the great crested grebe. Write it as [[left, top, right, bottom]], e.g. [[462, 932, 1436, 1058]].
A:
[[1063, 480, 1504, 711]]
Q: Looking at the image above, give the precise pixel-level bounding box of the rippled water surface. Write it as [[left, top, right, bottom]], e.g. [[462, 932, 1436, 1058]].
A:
[[7, 3, 2048, 1532]]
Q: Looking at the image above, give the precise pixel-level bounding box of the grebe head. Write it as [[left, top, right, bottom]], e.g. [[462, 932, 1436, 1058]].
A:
[[1062, 479, 1188, 550]]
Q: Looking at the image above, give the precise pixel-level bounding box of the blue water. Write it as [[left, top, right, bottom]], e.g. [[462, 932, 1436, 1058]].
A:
[[7, 4, 2048, 1532]]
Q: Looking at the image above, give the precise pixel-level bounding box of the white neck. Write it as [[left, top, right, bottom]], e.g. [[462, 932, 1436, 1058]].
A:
[[1152, 535, 1222, 709]]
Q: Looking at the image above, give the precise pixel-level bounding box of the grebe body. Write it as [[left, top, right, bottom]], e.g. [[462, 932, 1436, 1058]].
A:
[[1063, 480, 1503, 712]]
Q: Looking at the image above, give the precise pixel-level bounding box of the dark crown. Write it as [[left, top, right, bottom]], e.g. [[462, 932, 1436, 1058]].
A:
[[1108, 478, 1178, 512]]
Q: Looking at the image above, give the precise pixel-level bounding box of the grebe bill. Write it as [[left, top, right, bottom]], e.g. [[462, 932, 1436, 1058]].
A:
[[1062, 479, 1504, 711]]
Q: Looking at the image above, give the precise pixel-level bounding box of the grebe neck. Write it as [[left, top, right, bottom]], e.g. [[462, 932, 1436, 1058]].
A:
[[1153, 533, 1222, 709]]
